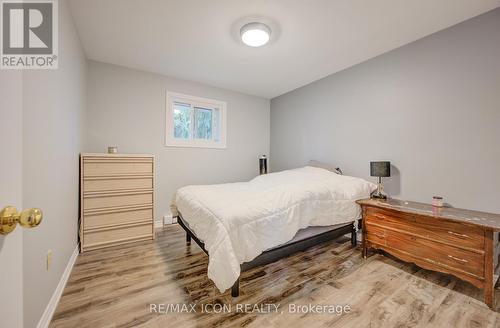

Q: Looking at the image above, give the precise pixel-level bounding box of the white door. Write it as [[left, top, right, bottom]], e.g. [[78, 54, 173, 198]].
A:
[[0, 71, 24, 328]]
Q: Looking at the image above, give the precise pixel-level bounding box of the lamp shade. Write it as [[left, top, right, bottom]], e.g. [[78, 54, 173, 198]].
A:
[[370, 161, 391, 177]]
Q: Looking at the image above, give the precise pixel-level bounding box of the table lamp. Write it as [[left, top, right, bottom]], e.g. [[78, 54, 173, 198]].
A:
[[370, 161, 391, 199]]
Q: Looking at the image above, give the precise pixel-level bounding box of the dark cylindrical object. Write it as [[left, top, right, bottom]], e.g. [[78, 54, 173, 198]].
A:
[[370, 161, 391, 177], [259, 155, 267, 175]]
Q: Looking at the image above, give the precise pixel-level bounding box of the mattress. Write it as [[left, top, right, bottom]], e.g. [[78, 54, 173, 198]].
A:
[[174, 166, 376, 292]]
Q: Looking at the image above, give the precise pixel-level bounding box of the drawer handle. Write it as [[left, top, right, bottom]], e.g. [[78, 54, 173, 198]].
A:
[[447, 231, 469, 239], [373, 214, 386, 220], [447, 255, 468, 263]]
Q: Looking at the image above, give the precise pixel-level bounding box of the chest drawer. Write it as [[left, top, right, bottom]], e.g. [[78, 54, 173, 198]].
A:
[[83, 223, 153, 251], [365, 207, 484, 251], [365, 224, 388, 246], [371, 225, 485, 277], [83, 177, 153, 192], [83, 159, 153, 176], [84, 208, 153, 230], [84, 192, 153, 210]]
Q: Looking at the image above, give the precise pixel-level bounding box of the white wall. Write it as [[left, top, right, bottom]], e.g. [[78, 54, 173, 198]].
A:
[[22, 0, 87, 327], [85, 61, 270, 219], [271, 8, 500, 213]]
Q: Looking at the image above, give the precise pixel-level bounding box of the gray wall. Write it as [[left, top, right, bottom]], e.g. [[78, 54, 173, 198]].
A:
[[271, 8, 500, 213], [85, 61, 270, 219], [22, 0, 87, 326]]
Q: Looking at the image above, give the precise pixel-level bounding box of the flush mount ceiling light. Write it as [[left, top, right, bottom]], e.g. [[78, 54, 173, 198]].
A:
[[240, 22, 271, 47]]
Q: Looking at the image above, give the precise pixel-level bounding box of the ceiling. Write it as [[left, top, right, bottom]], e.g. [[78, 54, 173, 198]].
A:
[[69, 0, 500, 99]]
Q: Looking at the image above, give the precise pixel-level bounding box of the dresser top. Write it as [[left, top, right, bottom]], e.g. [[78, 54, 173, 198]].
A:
[[81, 153, 154, 158], [357, 198, 500, 231]]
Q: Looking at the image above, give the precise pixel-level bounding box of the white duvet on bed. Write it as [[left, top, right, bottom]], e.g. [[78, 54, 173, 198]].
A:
[[174, 166, 376, 292]]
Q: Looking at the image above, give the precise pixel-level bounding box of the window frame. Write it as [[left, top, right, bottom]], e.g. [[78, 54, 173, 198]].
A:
[[165, 92, 227, 149]]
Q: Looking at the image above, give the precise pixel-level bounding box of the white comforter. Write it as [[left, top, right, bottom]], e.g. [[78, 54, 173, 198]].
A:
[[174, 166, 376, 292]]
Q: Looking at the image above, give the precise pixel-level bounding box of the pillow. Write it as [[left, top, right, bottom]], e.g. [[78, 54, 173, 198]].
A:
[[308, 160, 343, 175]]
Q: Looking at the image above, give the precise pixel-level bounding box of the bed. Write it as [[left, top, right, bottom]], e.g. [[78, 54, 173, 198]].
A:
[[172, 166, 376, 296]]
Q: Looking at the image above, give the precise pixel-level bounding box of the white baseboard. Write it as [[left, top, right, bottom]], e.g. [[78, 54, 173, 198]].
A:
[[37, 245, 79, 328], [154, 214, 175, 228]]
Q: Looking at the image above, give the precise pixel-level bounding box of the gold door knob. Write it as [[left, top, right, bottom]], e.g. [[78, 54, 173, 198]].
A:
[[0, 206, 42, 235]]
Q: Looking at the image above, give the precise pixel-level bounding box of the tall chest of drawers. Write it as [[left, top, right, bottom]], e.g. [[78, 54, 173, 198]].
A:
[[80, 153, 155, 252], [358, 198, 500, 308]]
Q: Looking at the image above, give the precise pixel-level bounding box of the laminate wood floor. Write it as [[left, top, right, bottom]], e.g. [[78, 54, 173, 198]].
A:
[[50, 225, 500, 328]]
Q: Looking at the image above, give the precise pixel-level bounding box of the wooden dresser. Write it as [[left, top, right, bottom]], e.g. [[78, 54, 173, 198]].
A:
[[358, 198, 500, 308], [80, 153, 154, 252]]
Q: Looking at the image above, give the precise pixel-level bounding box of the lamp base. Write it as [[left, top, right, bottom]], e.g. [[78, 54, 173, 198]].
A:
[[372, 178, 388, 200], [371, 192, 387, 200]]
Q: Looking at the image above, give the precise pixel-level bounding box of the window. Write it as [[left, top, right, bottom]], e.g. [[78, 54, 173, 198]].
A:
[[166, 92, 227, 148]]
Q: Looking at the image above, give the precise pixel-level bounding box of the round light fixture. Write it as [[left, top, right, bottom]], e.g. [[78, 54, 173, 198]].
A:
[[240, 22, 271, 47]]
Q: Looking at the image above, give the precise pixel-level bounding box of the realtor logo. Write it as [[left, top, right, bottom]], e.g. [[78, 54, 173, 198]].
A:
[[1, 0, 58, 69]]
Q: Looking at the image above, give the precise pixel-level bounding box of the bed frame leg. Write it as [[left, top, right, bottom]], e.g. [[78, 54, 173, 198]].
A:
[[231, 278, 240, 297], [351, 229, 357, 247], [186, 233, 191, 245]]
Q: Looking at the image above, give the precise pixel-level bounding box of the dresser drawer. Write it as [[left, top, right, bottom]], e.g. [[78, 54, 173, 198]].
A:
[[83, 223, 152, 249], [83, 177, 153, 192], [380, 227, 485, 277], [84, 208, 153, 230], [366, 207, 484, 251], [83, 159, 153, 176], [365, 224, 387, 246], [84, 192, 153, 210]]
